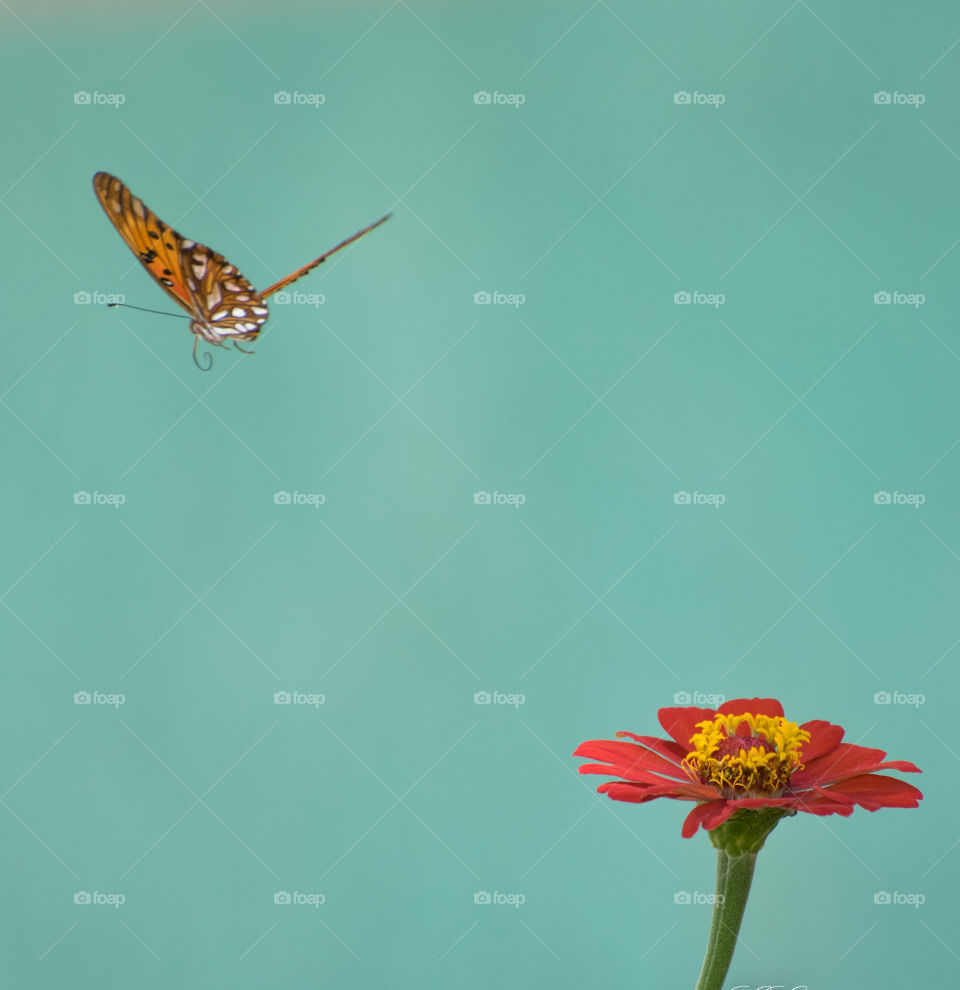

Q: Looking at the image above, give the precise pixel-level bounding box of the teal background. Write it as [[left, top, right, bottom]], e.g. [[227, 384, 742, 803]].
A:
[[1, 1, 956, 986]]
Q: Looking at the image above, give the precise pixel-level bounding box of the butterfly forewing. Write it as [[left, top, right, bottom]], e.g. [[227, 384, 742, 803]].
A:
[[93, 172, 202, 319], [261, 213, 391, 299]]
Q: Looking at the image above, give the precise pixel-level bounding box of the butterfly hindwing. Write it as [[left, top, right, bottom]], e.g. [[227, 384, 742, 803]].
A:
[[182, 242, 269, 341]]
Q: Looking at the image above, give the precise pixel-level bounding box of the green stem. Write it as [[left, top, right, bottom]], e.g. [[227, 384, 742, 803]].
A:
[[694, 849, 756, 990], [691, 806, 793, 990]]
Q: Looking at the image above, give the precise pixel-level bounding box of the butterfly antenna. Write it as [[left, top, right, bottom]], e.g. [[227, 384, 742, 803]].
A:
[[192, 336, 213, 371], [107, 302, 190, 320]]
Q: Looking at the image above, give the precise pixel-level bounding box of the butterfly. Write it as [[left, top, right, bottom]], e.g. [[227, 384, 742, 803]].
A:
[[93, 171, 390, 369]]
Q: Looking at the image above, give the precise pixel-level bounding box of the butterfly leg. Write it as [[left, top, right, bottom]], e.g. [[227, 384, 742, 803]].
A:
[[192, 335, 214, 371], [232, 341, 256, 355]]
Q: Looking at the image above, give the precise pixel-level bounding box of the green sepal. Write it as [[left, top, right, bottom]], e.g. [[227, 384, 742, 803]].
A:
[[706, 806, 795, 857]]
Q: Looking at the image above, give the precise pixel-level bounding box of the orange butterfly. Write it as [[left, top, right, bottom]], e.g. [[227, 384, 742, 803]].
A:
[[93, 172, 390, 368]]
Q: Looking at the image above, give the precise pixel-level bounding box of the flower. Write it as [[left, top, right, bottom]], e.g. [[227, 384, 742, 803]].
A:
[[574, 697, 922, 838]]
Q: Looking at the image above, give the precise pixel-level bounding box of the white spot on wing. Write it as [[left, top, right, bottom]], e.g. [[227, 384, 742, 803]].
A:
[[231, 307, 247, 318]]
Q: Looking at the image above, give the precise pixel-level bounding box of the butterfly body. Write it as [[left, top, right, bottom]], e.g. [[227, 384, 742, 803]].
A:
[[92, 171, 389, 367]]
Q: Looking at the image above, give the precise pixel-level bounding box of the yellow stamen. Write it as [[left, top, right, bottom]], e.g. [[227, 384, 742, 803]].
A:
[[683, 713, 811, 797]]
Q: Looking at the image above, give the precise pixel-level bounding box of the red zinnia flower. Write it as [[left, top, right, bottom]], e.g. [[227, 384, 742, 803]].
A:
[[575, 697, 922, 838]]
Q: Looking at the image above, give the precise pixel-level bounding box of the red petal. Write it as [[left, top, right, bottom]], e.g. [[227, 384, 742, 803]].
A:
[[574, 739, 689, 782], [717, 698, 784, 718], [682, 799, 736, 837], [579, 763, 683, 786], [792, 743, 920, 788], [658, 706, 716, 748], [798, 720, 844, 762], [615, 732, 687, 763], [792, 743, 886, 786], [597, 780, 712, 804], [818, 773, 923, 809], [790, 792, 857, 817]]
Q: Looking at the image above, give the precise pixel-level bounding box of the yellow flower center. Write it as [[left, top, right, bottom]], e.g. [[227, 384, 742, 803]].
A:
[[682, 713, 811, 797]]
